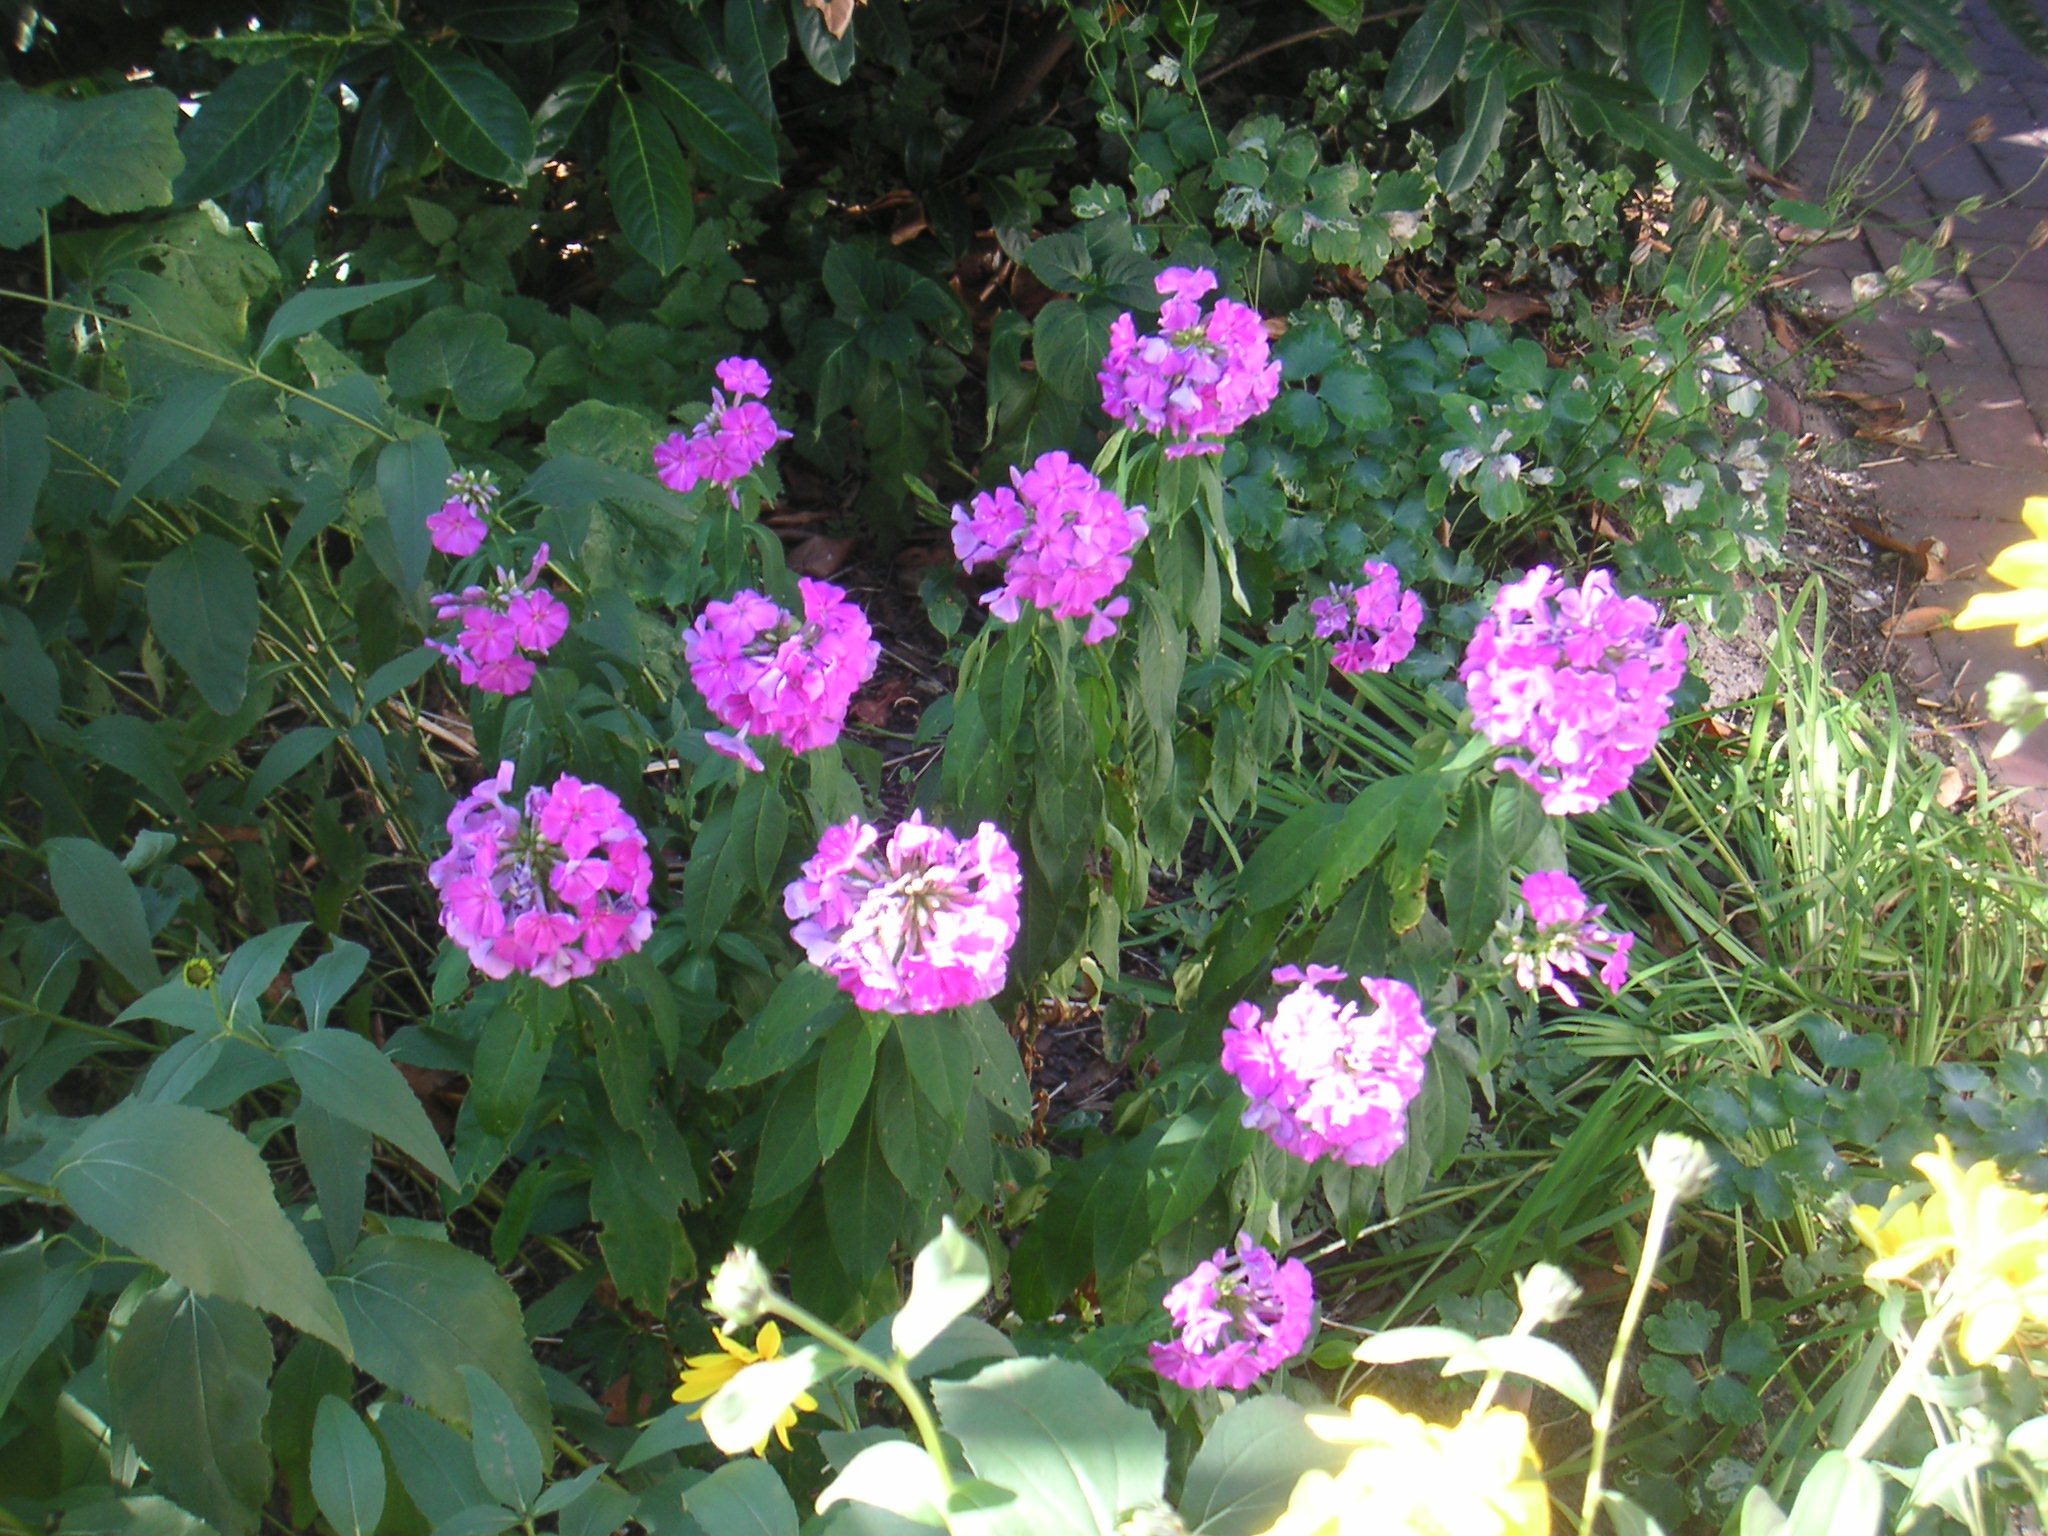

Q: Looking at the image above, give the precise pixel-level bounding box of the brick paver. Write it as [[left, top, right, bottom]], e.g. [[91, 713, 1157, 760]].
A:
[[1787, 5, 2048, 830]]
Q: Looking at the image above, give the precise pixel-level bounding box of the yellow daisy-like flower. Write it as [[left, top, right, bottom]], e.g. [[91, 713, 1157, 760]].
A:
[[672, 1321, 818, 1455], [1256, 1396, 1548, 1536], [1953, 496, 2048, 646], [1853, 1137, 2048, 1365]]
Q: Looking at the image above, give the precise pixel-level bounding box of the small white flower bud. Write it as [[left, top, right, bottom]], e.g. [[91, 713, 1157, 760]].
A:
[[1638, 1132, 1717, 1202], [1515, 1262, 1583, 1327], [707, 1246, 776, 1328]]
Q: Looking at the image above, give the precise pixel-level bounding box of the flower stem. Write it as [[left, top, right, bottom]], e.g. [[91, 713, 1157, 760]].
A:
[[1843, 1291, 1967, 1459], [1579, 1187, 1677, 1535]]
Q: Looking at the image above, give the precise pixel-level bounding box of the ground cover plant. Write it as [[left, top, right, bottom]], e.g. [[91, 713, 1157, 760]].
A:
[[6, 0, 2048, 1533]]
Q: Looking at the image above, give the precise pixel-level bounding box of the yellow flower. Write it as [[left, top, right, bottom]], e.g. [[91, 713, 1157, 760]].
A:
[[1854, 1137, 2048, 1365], [1256, 1396, 1548, 1536], [1953, 496, 2048, 645], [672, 1321, 817, 1455]]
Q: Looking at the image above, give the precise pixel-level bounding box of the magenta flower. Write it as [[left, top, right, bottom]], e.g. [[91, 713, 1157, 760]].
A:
[[1506, 870, 1634, 1006], [1458, 566, 1689, 815], [683, 578, 881, 769], [1311, 559, 1424, 675], [427, 762, 655, 987], [429, 546, 572, 698], [1221, 965, 1434, 1168], [783, 813, 1022, 1014], [1098, 267, 1282, 458], [427, 468, 502, 557], [654, 357, 793, 504], [1149, 1235, 1315, 1391], [951, 451, 1149, 644]]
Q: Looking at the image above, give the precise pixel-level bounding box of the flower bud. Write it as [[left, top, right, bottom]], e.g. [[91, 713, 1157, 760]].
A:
[[1118, 1503, 1189, 1536], [1515, 1263, 1583, 1327], [1638, 1132, 1717, 1202], [707, 1246, 777, 1328]]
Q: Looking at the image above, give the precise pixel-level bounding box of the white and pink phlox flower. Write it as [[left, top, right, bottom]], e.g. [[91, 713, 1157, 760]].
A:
[[1098, 266, 1282, 458], [427, 468, 502, 557], [783, 812, 1021, 1014], [950, 451, 1148, 644], [1505, 869, 1634, 1006], [683, 579, 880, 769], [1150, 1235, 1315, 1391], [1311, 559, 1424, 675]]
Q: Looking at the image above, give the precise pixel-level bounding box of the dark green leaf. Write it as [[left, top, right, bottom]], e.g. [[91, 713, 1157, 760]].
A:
[[174, 62, 315, 204], [245, 725, 337, 808], [397, 44, 534, 185], [823, 1113, 908, 1280], [286, 1027, 458, 1185], [330, 1235, 550, 1441], [713, 964, 852, 1088], [114, 376, 233, 515], [311, 1397, 387, 1536], [523, 452, 685, 512], [1436, 68, 1508, 196], [1724, 0, 1810, 73], [261, 91, 341, 225], [1383, 0, 1468, 119], [471, 996, 559, 1137], [1018, 232, 1094, 293], [633, 59, 780, 187], [725, 0, 790, 124], [1239, 803, 1344, 913], [1178, 1397, 1348, 1536], [296, 1098, 369, 1260], [56, 1100, 349, 1350], [370, 431, 454, 597], [144, 533, 260, 714], [1632, 0, 1711, 106], [293, 940, 369, 1031], [0, 1240, 89, 1418], [607, 90, 696, 277], [45, 836, 159, 991], [445, 0, 581, 42], [387, 311, 533, 423], [755, 1063, 826, 1207], [0, 393, 49, 573], [462, 1365, 544, 1512], [792, 0, 859, 84], [109, 1284, 274, 1536], [375, 1402, 496, 1527], [258, 277, 431, 361]]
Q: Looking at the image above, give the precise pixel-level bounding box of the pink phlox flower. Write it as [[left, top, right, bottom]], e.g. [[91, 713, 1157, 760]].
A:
[[783, 813, 1022, 1014], [428, 544, 570, 698], [427, 761, 654, 986], [684, 579, 881, 769], [1313, 559, 1424, 676], [1505, 869, 1635, 1007], [427, 468, 502, 557], [1457, 566, 1688, 815], [1149, 1234, 1315, 1391], [950, 451, 1148, 644], [653, 358, 792, 505], [1099, 267, 1282, 458], [1220, 967, 1434, 1168]]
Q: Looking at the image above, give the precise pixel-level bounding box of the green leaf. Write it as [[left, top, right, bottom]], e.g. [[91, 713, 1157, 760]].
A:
[[522, 452, 685, 513], [815, 1013, 882, 1160], [1632, 0, 1711, 105], [589, 1098, 693, 1312], [1986, 0, 2048, 59], [1783, 1451, 1883, 1536], [0, 392, 49, 574], [329, 1234, 550, 1443], [683, 1459, 799, 1536], [618, 1403, 710, 1470], [286, 1027, 459, 1185], [1436, 68, 1507, 196], [932, 1357, 1167, 1536], [262, 91, 341, 226], [374, 1402, 496, 1527], [113, 374, 233, 515], [792, 0, 858, 85], [892, 1218, 990, 1360], [1441, 1335, 1598, 1412], [109, 1284, 274, 1536], [1645, 1298, 1718, 1355], [1349, 1325, 1477, 1364], [0, 84, 182, 245], [45, 835, 160, 991], [1316, 367, 1388, 432], [1238, 802, 1344, 913], [245, 725, 337, 809], [724, 0, 789, 124], [1018, 232, 1094, 294], [608, 90, 696, 277], [396, 44, 534, 185], [713, 964, 852, 1089], [144, 533, 260, 714], [1178, 1397, 1347, 1536], [311, 1397, 387, 1536], [258, 277, 431, 361], [268, 1339, 353, 1530], [824, 1113, 909, 1280], [387, 310, 532, 423], [633, 59, 780, 187], [461, 1365, 545, 1513], [173, 62, 314, 205], [293, 940, 369, 1031], [0, 1240, 89, 1418], [445, 0, 581, 42], [1724, 0, 1810, 72], [296, 1098, 369, 1260], [471, 995, 560, 1137], [371, 431, 453, 600], [1383, 0, 1468, 119]]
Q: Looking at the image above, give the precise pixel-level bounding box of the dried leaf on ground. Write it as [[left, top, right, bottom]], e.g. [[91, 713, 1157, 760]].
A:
[[1881, 605, 1951, 638]]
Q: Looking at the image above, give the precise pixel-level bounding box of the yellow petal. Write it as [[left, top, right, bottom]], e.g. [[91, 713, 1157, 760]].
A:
[[755, 1320, 783, 1360], [1960, 1296, 2023, 1365], [1954, 588, 2048, 632], [2021, 496, 2048, 540], [1988, 540, 2048, 588]]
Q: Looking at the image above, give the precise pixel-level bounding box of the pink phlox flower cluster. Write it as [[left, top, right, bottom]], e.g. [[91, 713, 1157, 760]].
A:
[[427, 468, 502, 558], [428, 761, 655, 987], [1150, 1234, 1316, 1391], [683, 579, 881, 772], [1220, 964, 1435, 1168], [1097, 266, 1282, 459], [783, 812, 1022, 1014], [1506, 869, 1634, 1007], [429, 545, 571, 697], [1310, 559, 1425, 675], [653, 357, 792, 504], [1457, 565, 1690, 815], [950, 451, 1149, 644]]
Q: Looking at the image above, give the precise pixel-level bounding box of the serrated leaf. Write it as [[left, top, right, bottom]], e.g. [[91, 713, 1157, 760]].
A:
[[387, 311, 532, 423], [607, 91, 695, 277], [397, 44, 534, 185], [311, 1397, 387, 1536], [55, 1101, 349, 1352], [286, 1027, 458, 1185], [144, 533, 259, 714], [45, 836, 159, 991], [174, 61, 315, 204], [633, 59, 780, 187]]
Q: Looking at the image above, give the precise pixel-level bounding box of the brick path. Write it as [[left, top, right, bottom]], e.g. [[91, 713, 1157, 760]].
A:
[[1786, 6, 2048, 829]]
